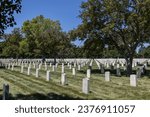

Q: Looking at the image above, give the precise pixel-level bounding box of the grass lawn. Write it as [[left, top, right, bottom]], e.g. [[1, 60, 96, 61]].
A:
[[0, 61, 150, 100]]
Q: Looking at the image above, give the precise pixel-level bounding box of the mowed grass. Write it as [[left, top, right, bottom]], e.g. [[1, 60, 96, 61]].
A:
[[0, 61, 150, 100]]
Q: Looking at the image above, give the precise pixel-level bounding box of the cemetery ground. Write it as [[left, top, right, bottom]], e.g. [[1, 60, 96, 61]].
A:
[[0, 60, 150, 100]]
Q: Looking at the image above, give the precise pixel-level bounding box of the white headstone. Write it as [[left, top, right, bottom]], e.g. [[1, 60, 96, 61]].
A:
[[72, 68, 76, 76], [49, 63, 52, 67], [78, 65, 81, 70], [8, 64, 10, 69], [62, 63, 65, 73], [52, 65, 55, 72], [38, 64, 42, 69], [11, 64, 14, 71], [105, 71, 110, 81], [130, 74, 137, 87], [61, 73, 67, 85], [87, 69, 91, 78], [45, 64, 48, 70], [46, 70, 51, 81], [36, 69, 39, 78], [82, 78, 89, 94], [27, 67, 31, 75], [69, 64, 72, 69]]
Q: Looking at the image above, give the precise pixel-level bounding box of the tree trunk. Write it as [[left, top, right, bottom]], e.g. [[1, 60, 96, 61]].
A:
[[125, 55, 133, 76]]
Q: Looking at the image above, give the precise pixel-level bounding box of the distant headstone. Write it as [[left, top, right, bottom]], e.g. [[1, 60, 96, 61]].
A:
[[105, 71, 110, 81], [78, 64, 81, 70], [52, 65, 55, 72], [130, 74, 137, 87], [62, 63, 65, 73], [45, 64, 48, 70], [21, 65, 24, 73], [11, 64, 14, 71], [3, 84, 9, 100], [46, 70, 51, 81], [27, 67, 31, 75], [36, 69, 39, 78], [82, 78, 89, 94], [8, 64, 10, 69], [136, 68, 142, 78], [116, 64, 121, 76], [49, 63, 52, 67], [72, 68, 76, 76], [38, 64, 42, 69], [69, 64, 72, 69], [87, 69, 91, 78], [100, 64, 105, 74]]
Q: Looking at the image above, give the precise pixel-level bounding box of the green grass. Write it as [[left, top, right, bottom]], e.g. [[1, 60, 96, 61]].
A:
[[0, 61, 150, 100]]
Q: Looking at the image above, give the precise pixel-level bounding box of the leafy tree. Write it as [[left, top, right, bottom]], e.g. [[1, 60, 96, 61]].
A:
[[138, 45, 150, 58], [76, 0, 150, 75], [83, 38, 104, 58], [2, 28, 23, 58], [0, 0, 22, 35], [19, 39, 29, 58], [22, 15, 71, 61]]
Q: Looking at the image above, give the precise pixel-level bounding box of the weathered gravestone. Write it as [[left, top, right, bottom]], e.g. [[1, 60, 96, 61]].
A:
[[3, 84, 9, 100], [82, 78, 90, 94]]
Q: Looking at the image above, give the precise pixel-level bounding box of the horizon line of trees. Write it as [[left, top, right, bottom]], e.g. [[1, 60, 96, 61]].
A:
[[0, 16, 149, 59]]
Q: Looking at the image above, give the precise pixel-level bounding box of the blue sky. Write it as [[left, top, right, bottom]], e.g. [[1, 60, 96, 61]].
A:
[[5, 0, 86, 45], [5, 0, 86, 33]]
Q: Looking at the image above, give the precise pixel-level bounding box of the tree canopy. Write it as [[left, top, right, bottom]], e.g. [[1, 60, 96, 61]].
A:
[[0, 0, 22, 36], [72, 0, 150, 75]]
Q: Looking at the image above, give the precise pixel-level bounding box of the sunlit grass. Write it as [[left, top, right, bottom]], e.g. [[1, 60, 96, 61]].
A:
[[0, 61, 150, 100]]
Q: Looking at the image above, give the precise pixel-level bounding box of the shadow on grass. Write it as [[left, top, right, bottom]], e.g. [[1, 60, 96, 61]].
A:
[[0, 93, 83, 100]]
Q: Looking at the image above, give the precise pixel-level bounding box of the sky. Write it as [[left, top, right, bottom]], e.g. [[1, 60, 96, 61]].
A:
[[5, 0, 86, 45]]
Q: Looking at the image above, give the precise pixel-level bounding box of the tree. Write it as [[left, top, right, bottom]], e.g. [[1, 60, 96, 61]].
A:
[[2, 28, 23, 58], [22, 15, 71, 61], [0, 0, 22, 36], [138, 46, 150, 58], [76, 0, 150, 75], [19, 39, 29, 58]]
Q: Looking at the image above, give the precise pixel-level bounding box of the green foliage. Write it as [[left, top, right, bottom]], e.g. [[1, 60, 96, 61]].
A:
[[75, 0, 150, 75], [22, 15, 61, 57], [138, 46, 150, 58], [2, 28, 23, 58], [19, 39, 29, 58], [0, 0, 22, 35]]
